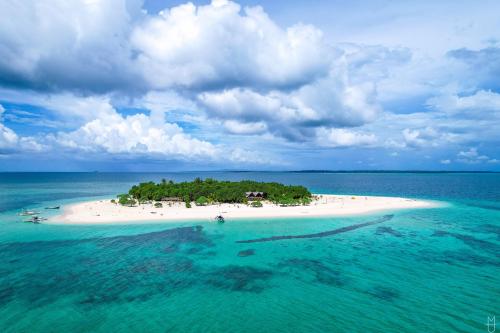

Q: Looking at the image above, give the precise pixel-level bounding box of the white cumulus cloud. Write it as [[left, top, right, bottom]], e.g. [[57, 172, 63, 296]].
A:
[[50, 98, 217, 159], [0, 0, 144, 92], [131, 0, 330, 89], [427, 90, 500, 118], [0, 108, 44, 153], [456, 148, 497, 164], [223, 120, 268, 135], [0, 123, 18, 150], [199, 77, 380, 142], [316, 128, 377, 148]]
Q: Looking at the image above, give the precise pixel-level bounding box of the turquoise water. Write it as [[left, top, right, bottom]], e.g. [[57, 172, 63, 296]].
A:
[[0, 172, 498, 332]]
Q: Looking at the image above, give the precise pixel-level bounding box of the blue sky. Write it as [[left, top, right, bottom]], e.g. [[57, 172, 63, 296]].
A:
[[0, 0, 499, 171]]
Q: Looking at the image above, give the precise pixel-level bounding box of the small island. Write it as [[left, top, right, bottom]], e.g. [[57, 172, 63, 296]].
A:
[[116, 178, 313, 207], [49, 178, 440, 224]]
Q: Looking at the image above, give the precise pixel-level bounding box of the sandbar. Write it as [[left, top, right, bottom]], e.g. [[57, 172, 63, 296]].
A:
[[48, 194, 440, 225]]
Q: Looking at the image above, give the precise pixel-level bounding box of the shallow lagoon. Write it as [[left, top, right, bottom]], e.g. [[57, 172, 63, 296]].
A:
[[0, 172, 498, 332]]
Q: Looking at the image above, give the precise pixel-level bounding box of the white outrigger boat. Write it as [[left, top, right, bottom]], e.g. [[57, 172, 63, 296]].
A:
[[23, 216, 47, 224], [19, 210, 40, 216]]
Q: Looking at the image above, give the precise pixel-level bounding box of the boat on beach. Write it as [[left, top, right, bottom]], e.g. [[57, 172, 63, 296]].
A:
[[214, 215, 225, 223]]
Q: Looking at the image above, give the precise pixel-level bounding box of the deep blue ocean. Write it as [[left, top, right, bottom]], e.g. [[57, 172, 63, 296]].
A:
[[0, 172, 498, 332]]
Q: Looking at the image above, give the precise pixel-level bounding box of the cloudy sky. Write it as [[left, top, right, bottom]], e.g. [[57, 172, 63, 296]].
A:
[[0, 0, 499, 171]]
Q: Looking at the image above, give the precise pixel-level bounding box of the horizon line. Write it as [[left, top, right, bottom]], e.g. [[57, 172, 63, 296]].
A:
[[0, 170, 499, 173]]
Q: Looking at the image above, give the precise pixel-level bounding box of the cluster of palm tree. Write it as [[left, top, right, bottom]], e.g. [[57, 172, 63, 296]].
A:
[[121, 178, 312, 206]]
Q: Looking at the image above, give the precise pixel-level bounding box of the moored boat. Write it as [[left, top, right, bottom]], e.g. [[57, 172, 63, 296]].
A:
[[214, 215, 225, 223], [19, 210, 40, 216], [23, 216, 47, 224]]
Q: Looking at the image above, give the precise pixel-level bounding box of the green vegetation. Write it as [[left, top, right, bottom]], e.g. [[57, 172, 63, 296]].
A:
[[195, 196, 208, 206], [121, 178, 312, 206], [154, 202, 163, 208], [250, 200, 263, 208], [110, 199, 116, 204], [117, 194, 137, 207], [301, 196, 312, 205], [183, 195, 191, 208]]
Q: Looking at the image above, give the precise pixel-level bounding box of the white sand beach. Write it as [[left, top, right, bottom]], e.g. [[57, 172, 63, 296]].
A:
[[48, 194, 440, 225]]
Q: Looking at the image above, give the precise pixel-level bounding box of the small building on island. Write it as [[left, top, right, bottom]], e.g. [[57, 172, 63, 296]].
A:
[[161, 197, 182, 202], [245, 192, 266, 200]]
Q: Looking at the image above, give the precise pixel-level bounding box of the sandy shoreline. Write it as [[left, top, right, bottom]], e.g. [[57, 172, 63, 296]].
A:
[[48, 194, 440, 225]]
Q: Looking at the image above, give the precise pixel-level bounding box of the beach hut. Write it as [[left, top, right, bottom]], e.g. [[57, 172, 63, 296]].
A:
[[245, 192, 265, 200]]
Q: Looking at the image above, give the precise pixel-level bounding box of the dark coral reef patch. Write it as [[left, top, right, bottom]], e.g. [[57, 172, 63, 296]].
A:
[[237, 215, 394, 243], [205, 265, 273, 292]]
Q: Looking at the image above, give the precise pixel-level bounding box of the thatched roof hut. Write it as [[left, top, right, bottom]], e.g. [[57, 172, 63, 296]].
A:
[[245, 192, 265, 200]]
